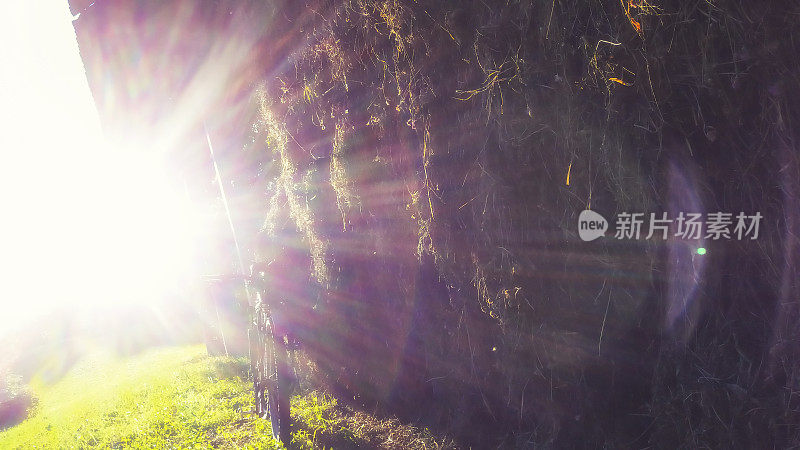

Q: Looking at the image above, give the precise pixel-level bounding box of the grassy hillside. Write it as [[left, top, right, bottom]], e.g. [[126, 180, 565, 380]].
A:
[[0, 345, 453, 449]]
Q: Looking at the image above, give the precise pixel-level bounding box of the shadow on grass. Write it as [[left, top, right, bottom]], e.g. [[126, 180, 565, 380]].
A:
[[209, 357, 251, 381], [288, 391, 457, 450], [207, 351, 456, 449]]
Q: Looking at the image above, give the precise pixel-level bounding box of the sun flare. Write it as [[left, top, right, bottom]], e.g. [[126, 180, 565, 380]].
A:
[[0, 2, 206, 334]]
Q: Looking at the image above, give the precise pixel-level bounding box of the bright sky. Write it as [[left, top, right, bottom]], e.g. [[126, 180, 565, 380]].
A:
[[0, 2, 200, 335]]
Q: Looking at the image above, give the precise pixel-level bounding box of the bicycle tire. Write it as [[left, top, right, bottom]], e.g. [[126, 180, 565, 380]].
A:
[[251, 304, 291, 445]]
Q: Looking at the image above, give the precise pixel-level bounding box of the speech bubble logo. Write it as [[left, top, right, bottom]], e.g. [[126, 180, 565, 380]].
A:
[[578, 210, 608, 241]]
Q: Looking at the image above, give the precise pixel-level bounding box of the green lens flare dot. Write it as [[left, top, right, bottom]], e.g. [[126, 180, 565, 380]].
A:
[[696, 247, 707, 255]]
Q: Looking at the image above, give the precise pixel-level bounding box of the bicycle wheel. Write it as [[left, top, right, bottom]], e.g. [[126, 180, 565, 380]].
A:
[[252, 306, 291, 445], [248, 326, 266, 418]]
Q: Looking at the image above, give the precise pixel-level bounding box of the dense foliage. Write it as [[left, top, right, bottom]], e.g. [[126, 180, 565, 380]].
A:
[[244, 1, 799, 446]]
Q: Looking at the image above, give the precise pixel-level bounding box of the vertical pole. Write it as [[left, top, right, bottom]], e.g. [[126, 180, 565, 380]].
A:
[[204, 124, 238, 357]]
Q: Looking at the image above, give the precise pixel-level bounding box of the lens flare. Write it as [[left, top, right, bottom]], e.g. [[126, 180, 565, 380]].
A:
[[0, 1, 207, 336]]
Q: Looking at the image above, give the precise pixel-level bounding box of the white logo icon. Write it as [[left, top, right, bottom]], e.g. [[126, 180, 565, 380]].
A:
[[578, 210, 608, 241]]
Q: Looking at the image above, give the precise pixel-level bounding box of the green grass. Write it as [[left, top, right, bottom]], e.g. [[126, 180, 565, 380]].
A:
[[0, 345, 454, 449], [0, 345, 277, 449]]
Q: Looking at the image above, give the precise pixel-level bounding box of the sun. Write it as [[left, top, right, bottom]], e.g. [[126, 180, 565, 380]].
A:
[[0, 1, 206, 334], [90, 148, 205, 302]]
